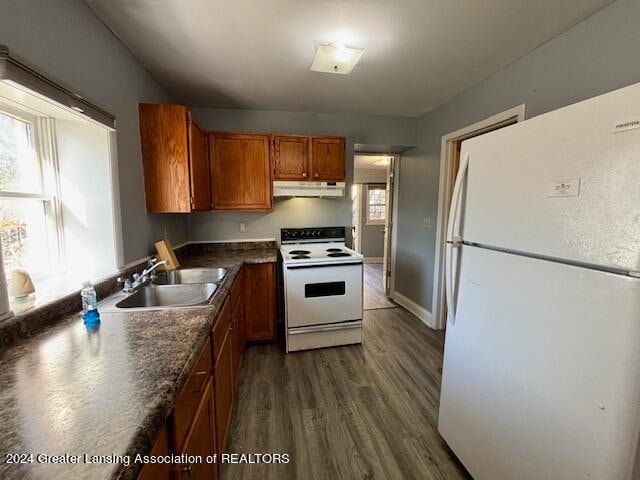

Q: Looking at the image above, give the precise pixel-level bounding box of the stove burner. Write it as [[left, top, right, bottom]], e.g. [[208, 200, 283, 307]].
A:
[[289, 250, 311, 255], [327, 252, 351, 257], [292, 255, 311, 259], [326, 248, 343, 252]]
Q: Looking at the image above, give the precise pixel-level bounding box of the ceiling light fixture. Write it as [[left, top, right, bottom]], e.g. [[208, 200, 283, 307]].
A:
[[373, 156, 391, 166], [310, 42, 364, 75]]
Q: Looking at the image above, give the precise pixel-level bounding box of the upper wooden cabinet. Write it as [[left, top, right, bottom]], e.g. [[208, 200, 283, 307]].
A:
[[209, 132, 273, 211], [310, 136, 345, 181], [189, 119, 211, 211], [139, 104, 211, 212], [273, 134, 309, 180], [272, 134, 345, 181]]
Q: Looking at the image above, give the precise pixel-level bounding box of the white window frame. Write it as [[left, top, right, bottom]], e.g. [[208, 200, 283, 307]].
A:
[[365, 183, 386, 226], [0, 101, 64, 280]]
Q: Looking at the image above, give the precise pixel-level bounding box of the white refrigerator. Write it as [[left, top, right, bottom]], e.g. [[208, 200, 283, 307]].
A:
[[438, 82, 640, 480]]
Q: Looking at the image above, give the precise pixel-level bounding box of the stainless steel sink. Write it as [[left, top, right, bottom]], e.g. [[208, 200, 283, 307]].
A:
[[115, 283, 217, 309], [152, 268, 228, 286]]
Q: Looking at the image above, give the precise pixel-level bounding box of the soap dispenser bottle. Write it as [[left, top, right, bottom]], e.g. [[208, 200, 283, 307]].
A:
[[81, 281, 97, 313], [80, 281, 100, 326]]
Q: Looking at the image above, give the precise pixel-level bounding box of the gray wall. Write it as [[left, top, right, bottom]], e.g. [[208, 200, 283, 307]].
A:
[[188, 108, 415, 242], [395, 0, 640, 311], [0, 0, 187, 264], [354, 168, 387, 184]]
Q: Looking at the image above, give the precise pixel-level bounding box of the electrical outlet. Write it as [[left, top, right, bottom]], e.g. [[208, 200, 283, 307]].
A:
[[423, 217, 432, 229], [239, 222, 246, 233]]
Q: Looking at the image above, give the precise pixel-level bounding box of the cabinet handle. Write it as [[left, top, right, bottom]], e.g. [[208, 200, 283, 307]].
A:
[[191, 371, 208, 393], [173, 464, 192, 476], [314, 173, 319, 177], [302, 172, 307, 177]]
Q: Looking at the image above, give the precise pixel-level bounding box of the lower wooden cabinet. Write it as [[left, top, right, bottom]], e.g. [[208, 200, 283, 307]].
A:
[[174, 379, 217, 480], [214, 328, 234, 456], [171, 342, 212, 451], [244, 263, 276, 342], [230, 299, 244, 393], [138, 264, 277, 480], [137, 427, 171, 480]]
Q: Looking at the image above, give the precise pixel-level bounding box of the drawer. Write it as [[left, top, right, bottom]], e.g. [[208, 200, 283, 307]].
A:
[[171, 340, 212, 451], [230, 268, 243, 311], [212, 297, 231, 364]]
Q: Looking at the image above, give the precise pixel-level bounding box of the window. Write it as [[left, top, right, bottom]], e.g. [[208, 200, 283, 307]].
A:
[[0, 88, 118, 310], [0, 51, 119, 318], [0, 106, 59, 281], [366, 184, 386, 225]]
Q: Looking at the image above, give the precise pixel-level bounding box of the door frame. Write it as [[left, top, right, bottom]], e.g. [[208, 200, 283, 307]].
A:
[[353, 153, 400, 297], [432, 104, 526, 330], [385, 155, 399, 296], [351, 183, 363, 253]]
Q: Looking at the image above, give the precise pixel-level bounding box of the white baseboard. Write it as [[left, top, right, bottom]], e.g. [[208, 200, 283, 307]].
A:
[[364, 257, 383, 263], [392, 291, 435, 329]]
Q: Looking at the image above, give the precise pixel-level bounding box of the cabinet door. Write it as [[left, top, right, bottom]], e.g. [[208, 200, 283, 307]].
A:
[[209, 133, 272, 211], [310, 136, 345, 181], [139, 104, 191, 212], [214, 330, 234, 455], [138, 427, 172, 480], [273, 134, 309, 180], [230, 301, 244, 393], [173, 380, 216, 480], [244, 263, 276, 342], [188, 113, 211, 211]]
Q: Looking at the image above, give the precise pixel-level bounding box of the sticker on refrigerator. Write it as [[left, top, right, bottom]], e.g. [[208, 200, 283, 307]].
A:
[[612, 116, 640, 133], [547, 179, 580, 197]]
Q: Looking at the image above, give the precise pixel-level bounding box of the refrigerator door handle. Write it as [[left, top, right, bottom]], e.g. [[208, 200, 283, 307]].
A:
[[445, 152, 469, 325], [446, 152, 469, 243]]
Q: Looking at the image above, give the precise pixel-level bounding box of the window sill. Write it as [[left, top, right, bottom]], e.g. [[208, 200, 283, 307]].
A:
[[9, 270, 116, 315]]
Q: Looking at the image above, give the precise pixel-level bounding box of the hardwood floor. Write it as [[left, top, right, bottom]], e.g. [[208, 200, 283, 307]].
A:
[[222, 307, 471, 480], [363, 262, 396, 311]]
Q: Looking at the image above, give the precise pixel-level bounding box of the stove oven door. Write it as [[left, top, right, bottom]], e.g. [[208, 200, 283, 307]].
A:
[[285, 261, 363, 328]]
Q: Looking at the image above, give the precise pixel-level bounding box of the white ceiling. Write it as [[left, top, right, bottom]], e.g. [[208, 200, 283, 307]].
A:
[[355, 154, 389, 170], [86, 0, 612, 116]]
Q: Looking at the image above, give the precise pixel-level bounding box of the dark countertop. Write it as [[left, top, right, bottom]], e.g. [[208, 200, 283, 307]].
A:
[[0, 247, 277, 480]]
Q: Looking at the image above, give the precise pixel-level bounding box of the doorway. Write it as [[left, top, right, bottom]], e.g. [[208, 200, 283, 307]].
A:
[[432, 104, 526, 329], [353, 154, 398, 310]]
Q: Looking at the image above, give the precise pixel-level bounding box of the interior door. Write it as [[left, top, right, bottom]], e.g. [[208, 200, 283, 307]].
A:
[[310, 136, 345, 180], [188, 113, 211, 211], [382, 156, 395, 293], [273, 134, 309, 180], [439, 244, 640, 480]]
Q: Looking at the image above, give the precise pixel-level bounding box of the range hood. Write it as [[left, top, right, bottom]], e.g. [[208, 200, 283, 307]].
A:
[[273, 181, 345, 198]]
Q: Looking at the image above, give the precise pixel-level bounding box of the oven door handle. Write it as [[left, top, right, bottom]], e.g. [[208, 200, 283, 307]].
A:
[[288, 321, 362, 334], [286, 262, 362, 270]]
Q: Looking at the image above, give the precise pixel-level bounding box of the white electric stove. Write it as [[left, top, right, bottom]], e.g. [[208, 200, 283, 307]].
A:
[[281, 227, 363, 352]]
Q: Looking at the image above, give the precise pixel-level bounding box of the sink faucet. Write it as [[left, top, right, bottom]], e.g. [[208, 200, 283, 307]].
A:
[[118, 257, 168, 293], [142, 257, 168, 278]]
